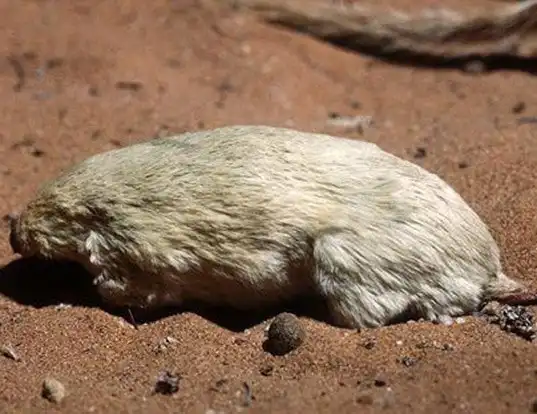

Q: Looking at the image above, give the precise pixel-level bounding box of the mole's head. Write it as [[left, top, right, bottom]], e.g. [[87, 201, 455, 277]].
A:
[[8, 195, 79, 260], [8, 206, 49, 258]]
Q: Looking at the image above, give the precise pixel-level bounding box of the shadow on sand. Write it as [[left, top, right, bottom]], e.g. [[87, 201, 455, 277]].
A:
[[0, 257, 332, 333]]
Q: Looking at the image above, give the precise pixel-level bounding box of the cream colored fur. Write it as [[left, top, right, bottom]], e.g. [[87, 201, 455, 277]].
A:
[[10, 125, 525, 328]]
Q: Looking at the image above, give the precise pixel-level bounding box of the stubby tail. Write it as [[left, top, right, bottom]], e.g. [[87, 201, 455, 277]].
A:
[[234, 0, 537, 60], [485, 272, 537, 306]]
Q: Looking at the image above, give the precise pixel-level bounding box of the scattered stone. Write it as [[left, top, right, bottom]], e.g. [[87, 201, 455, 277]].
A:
[[327, 111, 340, 119], [209, 378, 228, 393], [156, 336, 178, 352], [259, 364, 274, 376], [0, 344, 20, 361], [233, 337, 248, 346], [512, 101, 526, 114], [480, 301, 502, 317], [41, 377, 66, 403], [374, 376, 387, 387], [443, 343, 455, 351], [264, 313, 305, 356], [164, 336, 178, 345], [54, 303, 72, 311], [363, 340, 376, 350], [413, 147, 427, 159], [154, 371, 180, 395], [485, 303, 536, 341], [30, 147, 45, 157], [400, 356, 417, 367]]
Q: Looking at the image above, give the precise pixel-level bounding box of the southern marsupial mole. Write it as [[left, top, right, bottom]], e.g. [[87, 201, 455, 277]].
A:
[[8, 125, 537, 328]]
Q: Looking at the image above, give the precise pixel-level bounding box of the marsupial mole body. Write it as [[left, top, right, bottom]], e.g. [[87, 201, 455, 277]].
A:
[[8, 125, 536, 328]]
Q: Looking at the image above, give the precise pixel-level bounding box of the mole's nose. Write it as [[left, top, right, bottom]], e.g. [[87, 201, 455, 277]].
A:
[[7, 213, 21, 254]]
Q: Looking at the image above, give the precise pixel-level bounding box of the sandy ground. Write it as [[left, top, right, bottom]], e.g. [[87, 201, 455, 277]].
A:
[[2, 0, 537, 413]]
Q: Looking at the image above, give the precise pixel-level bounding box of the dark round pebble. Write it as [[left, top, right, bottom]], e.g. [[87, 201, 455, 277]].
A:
[[264, 313, 306, 356]]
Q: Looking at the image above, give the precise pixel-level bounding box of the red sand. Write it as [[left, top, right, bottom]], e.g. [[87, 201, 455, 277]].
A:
[[2, 0, 537, 412]]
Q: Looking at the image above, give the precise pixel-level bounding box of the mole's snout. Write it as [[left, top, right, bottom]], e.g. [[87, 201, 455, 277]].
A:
[[7, 213, 21, 254]]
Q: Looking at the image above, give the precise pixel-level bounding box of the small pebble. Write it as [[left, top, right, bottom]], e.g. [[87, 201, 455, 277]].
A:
[[154, 371, 180, 395], [259, 364, 274, 376], [209, 379, 228, 392], [156, 336, 179, 353], [42, 377, 66, 403], [0, 344, 20, 361], [480, 301, 502, 317], [400, 356, 417, 367], [413, 147, 427, 159], [164, 336, 178, 344], [512, 101, 526, 114], [374, 376, 387, 387], [416, 342, 428, 349], [363, 340, 376, 349], [264, 313, 305, 356], [233, 337, 248, 346]]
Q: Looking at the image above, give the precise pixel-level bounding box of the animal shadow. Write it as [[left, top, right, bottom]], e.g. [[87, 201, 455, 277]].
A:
[[267, 22, 537, 74], [0, 257, 100, 307], [0, 257, 332, 332]]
